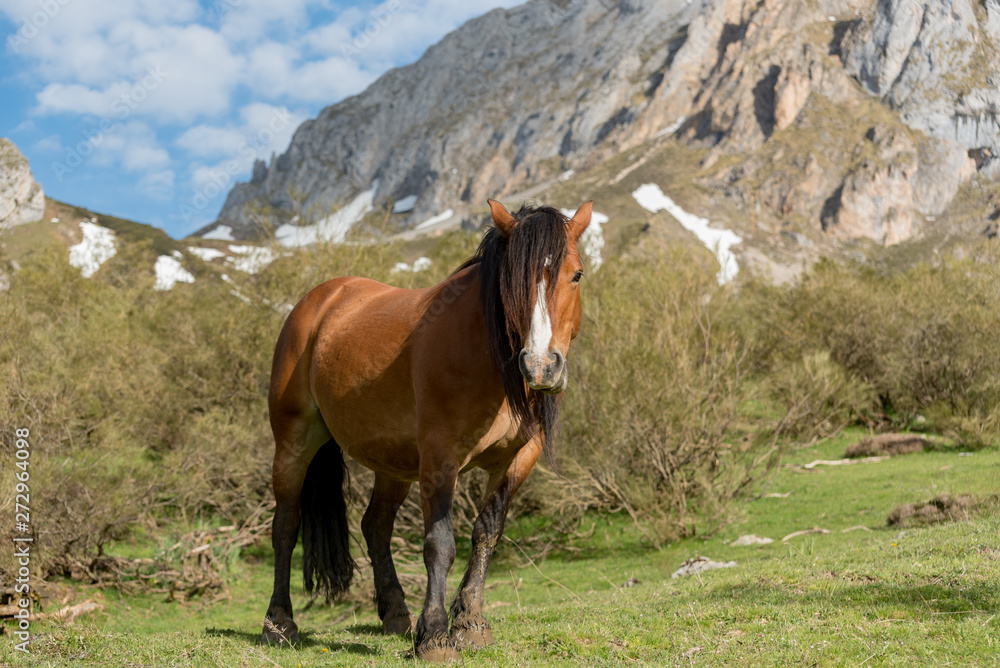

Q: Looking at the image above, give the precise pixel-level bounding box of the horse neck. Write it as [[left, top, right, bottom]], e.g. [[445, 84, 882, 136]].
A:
[[425, 262, 509, 397]]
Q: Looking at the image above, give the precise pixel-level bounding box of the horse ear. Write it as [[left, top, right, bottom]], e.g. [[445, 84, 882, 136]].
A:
[[487, 199, 517, 237], [567, 200, 593, 241]]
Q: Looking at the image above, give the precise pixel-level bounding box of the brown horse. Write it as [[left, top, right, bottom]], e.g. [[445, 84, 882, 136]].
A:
[[261, 198, 593, 661]]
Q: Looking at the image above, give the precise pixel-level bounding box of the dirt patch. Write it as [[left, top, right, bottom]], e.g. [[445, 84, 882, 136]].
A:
[[887, 494, 1000, 528], [845, 433, 928, 458]]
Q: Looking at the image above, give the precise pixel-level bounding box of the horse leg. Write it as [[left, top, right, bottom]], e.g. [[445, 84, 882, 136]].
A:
[[449, 438, 542, 650], [414, 450, 461, 662], [362, 474, 415, 635], [261, 414, 330, 644]]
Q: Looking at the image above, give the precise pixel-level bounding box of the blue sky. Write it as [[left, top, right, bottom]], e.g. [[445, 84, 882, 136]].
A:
[[0, 0, 519, 238]]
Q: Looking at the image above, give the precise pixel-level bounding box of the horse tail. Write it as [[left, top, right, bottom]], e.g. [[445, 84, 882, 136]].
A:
[[300, 439, 355, 602]]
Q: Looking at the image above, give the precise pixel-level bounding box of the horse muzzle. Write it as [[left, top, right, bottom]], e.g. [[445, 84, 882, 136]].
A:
[[518, 348, 568, 394]]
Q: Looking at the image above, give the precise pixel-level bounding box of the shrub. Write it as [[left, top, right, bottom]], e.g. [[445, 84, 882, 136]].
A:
[[558, 247, 784, 542], [748, 250, 1000, 448]]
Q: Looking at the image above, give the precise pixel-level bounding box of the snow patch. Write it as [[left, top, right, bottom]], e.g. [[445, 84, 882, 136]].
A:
[[561, 208, 609, 271], [275, 184, 377, 247], [654, 115, 687, 138], [202, 225, 235, 241], [392, 195, 418, 213], [68, 222, 117, 278], [154, 255, 195, 291], [559, 169, 575, 181], [415, 209, 455, 230], [227, 245, 276, 274], [393, 256, 432, 273], [187, 246, 226, 261], [632, 183, 741, 284]]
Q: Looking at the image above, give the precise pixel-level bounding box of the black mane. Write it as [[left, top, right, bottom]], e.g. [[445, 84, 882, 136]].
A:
[[459, 204, 569, 466]]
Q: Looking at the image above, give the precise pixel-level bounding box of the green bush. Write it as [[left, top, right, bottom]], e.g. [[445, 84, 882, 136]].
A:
[[745, 251, 1000, 448], [2, 224, 998, 589], [766, 351, 875, 442], [556, 247, 788, 542]]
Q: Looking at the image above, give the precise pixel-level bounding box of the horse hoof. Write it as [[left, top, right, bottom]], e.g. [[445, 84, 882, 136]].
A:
[[451, 623, 495, 650], [383, 614, 416, 635], [415, 633, 461, 663], [415, 644, 462, 663], [260, 613, 299, 645]]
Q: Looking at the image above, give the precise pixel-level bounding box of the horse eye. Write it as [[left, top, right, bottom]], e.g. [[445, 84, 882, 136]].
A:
[[572, 270, 584, 284]]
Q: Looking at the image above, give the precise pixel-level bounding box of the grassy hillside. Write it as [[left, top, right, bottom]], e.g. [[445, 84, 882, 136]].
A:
[[4, 199, 183, 263], [2, 198, 999, 664]]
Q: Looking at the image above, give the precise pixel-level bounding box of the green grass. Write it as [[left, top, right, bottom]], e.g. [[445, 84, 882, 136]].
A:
[[5, 430, 999, 666]]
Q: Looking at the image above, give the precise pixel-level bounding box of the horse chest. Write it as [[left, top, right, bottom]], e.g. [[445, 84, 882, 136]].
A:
[[458, 408, 526, 473]]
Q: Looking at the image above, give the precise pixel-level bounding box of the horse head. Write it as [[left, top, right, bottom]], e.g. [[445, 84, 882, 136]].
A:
[[486, 198, 592, 395]]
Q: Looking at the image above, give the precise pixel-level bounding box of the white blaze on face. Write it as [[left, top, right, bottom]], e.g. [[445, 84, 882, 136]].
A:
[[528, 277, 553, 359]]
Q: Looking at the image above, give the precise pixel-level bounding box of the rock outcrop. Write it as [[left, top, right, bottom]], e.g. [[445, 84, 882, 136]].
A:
[[1, 139, 45, 228], [211, 0, 999, 247], [833, 0, 998, 235], [821, 124, 921, 244], [212, 0, 701, 237], [843, 0, 1000, 177]]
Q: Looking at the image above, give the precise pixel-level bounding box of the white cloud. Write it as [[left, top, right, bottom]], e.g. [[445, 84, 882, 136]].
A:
[[218, 0, 317, 43], [24, 18, 240, 123], [138, 169, 175, 200], [34, 134, 62, 152], [134, 24, 245, 122], [279, 56, 374, 102], [9, 0, 521, 125], [123, 143, 170, 170], [4, 0, 202, 84], [174, 125, 245, 158], [299, 18, 355, 54], [35, 83, 111, 115], [83, 120, 170, 171], [178, 103, 304, 183]]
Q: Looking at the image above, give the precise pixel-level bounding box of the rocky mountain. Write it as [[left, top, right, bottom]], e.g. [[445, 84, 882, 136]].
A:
[[208, 0, 1000, 258], [1, 138, 45, 228]]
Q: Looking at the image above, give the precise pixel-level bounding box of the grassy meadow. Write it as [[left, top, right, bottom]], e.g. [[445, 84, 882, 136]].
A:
[[2, 212, 999, 665], [3, 431, 999, 666]]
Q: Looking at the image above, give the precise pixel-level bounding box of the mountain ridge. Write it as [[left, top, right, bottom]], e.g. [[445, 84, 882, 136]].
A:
[[201, 0, 997, 267]]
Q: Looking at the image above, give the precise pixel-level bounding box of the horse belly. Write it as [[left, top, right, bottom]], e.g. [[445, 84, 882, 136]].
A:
[[308, 348, 420, 474], [309, 288, 423, 479]]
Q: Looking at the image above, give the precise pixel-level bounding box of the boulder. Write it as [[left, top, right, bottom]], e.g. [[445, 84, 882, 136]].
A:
[[0, 138, 44, 228]]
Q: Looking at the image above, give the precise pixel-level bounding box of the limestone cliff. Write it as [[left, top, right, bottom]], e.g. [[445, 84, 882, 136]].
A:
[[210, 0, 999, 247], [0, 138, 45, 229]]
